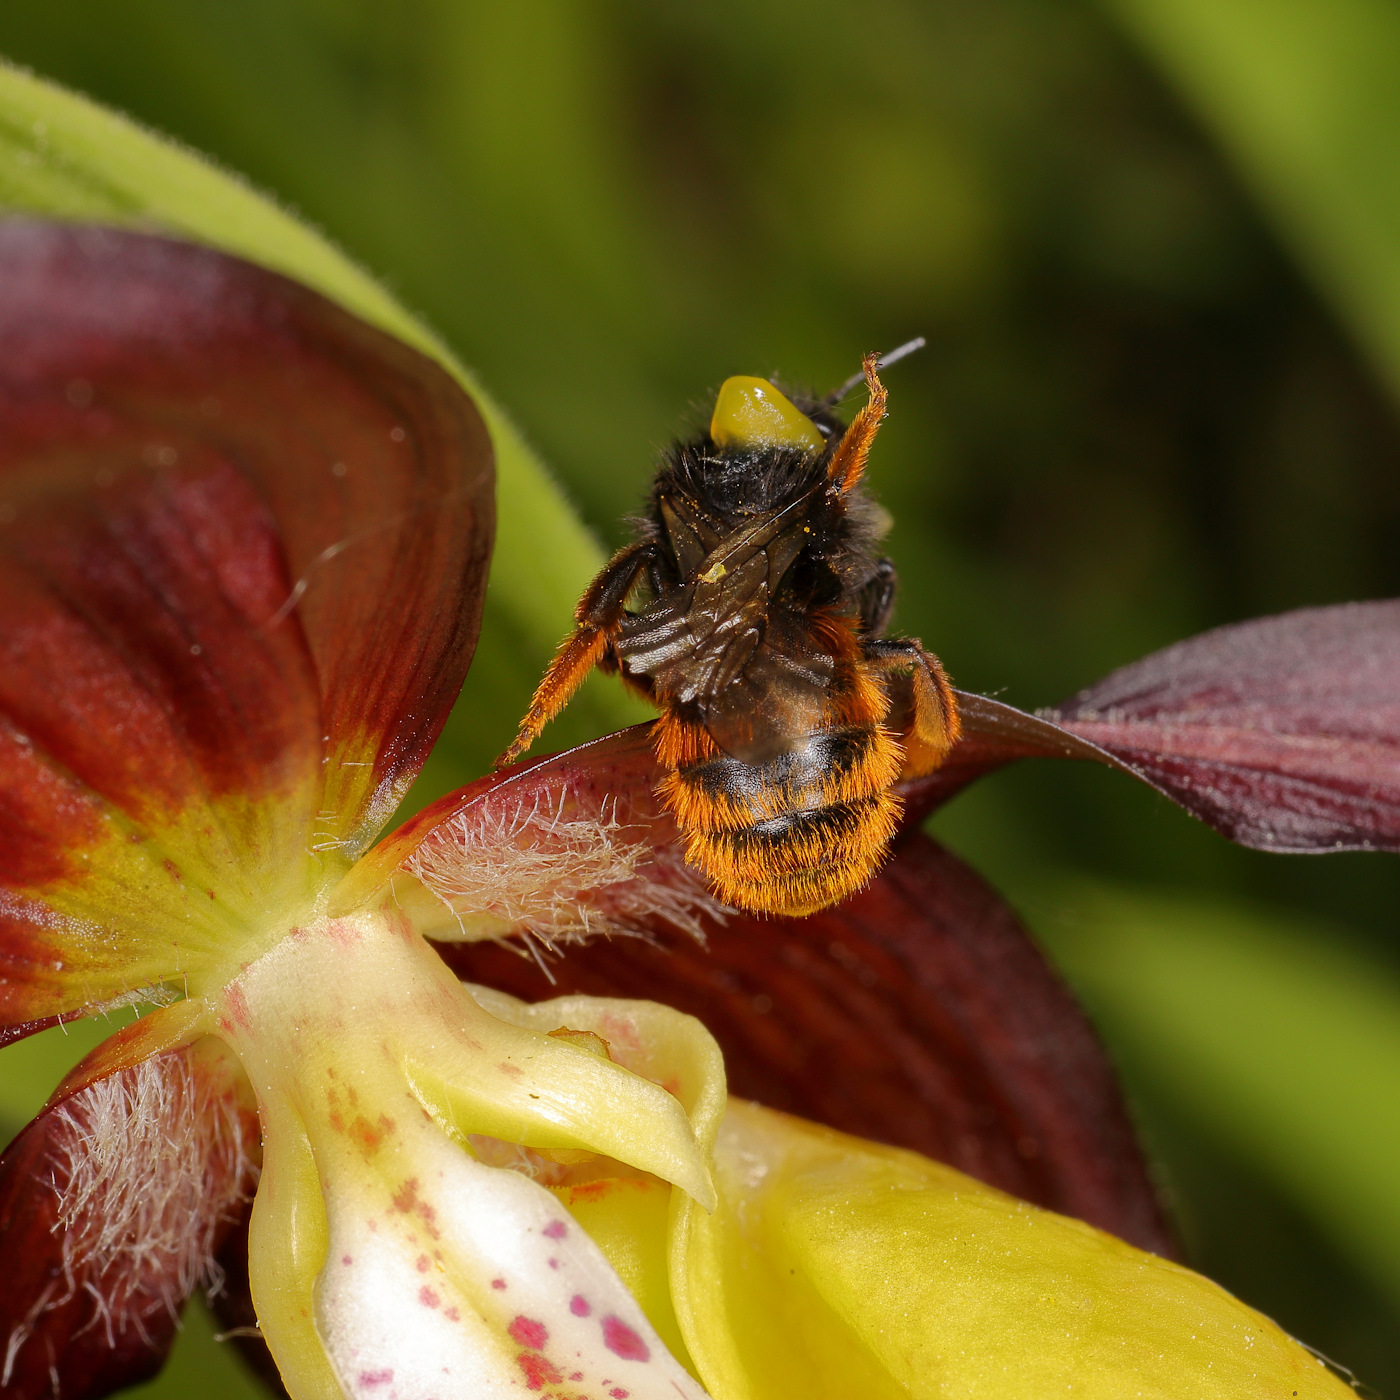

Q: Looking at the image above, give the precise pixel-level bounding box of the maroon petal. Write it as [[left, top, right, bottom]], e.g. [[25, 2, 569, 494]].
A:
[[905, 602, 1400, 852], [0, 220, 492, 1033], [434, 829, 1173, 1257], [1050, 600, 1400, 851], [0, 1038, 257, 1400], [899, 690, 1130, 823]]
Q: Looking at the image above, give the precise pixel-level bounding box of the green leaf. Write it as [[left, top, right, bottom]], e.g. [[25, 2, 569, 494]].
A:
[[1041, 881, 1400, 1310], [0, 60, 649, 786], [1099, 0, 1400, 406]]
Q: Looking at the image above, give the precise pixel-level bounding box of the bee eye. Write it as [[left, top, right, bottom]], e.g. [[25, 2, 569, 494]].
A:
[[709, 376, 824, 453]]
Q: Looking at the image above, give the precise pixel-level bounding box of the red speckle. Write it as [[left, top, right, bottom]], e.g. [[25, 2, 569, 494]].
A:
[[416, 1254, 431, 1273], [508, 1315, 549, 1350], [570, 1373, 583, 1382], [341, 1255, 353, 1267], [491, 1278, 507, 1290], [611, 1390, 630, 1398], [565, 1180, 617, 1205], [419, 1286, 440, 1309], [602, 1316, 649, 1362], [223, 984, 250, 1029], [445, 1307, 460, 1322], [327, 917, 362, 947], [548, 1258, 559, 1270], [498, 1061, 523, 1078], [348, 1114, 394, 1158], [543, 1219, 568, 1240], [388, 1177, 439, 1236], [357, 1369, 394, 1387], [570, 1295, 591, 1317], [515, 1353, 563, 1391]]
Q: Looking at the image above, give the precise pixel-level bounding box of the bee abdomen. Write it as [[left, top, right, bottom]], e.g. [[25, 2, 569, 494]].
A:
[[656, 723, 904, 916]]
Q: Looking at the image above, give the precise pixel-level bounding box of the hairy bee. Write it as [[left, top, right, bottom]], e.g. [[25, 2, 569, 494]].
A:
[[497, 349, 959, 916]]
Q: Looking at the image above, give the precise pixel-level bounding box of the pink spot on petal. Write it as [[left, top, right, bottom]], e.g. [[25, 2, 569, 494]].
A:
[[341, 1255, 353, 1266], [491, 1277, 507, 1290], [508, 1315, 549, 1350], [611, 1390, 630, 1398], [543, 1219, 568, 1239], [548, 1257, 559, 1269], [416, 1254, 431, 1273], [358, 1369, 394, 1387], [570, 1295, 591, 1317], [602, 1316, 650, 1362], [446, 1307, 460, 1322], [570, 1373, 584, 1382], [419, 1286, 440, 1309]]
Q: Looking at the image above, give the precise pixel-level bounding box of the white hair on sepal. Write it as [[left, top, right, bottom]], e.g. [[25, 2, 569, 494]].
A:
[[1, 1051, 256, 1385], [403, 783, 731, 949]]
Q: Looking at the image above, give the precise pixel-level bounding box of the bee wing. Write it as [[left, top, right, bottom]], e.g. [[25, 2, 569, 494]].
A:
[[617, 489, 823, 720], [683, 491, 818, 693], [659, 492, 722, 578]]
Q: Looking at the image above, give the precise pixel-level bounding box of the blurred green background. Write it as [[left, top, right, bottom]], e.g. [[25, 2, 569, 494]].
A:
[[3, 0, 1400, 1393]]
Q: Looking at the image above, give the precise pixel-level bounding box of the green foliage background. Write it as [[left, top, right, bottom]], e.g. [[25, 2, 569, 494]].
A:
[[1, 0, 1400, 1393]]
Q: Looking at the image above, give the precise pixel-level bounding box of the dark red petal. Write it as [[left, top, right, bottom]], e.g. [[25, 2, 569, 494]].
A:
[[0, 221, 492, 1031], [1049, 600, 1400, 851], [334, 724, 700, 927], [435, 830, 1173, 1257], [905, 603, 1400, 853], [0, 1038, 258, 1400], [899, 690, 1129, 824]]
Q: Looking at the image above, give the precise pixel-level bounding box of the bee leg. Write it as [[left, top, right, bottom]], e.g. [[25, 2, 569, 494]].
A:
[[826, 353, 888, 495], [863, 637, 961, 778], [495, 541, 654, 768], [856, 558, 898, 635]]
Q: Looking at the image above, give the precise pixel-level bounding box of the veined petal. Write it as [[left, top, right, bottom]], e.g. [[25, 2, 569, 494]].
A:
[[0, 221, 493, 1031], [436, 832, 1170, 1255], [908, 601, 1400, 850], [0, 1037, 257, 1400], [672, 1100, 1353, 1400]]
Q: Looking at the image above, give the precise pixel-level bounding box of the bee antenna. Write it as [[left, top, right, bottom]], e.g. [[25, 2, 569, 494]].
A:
[[823, 336, 926, 407]]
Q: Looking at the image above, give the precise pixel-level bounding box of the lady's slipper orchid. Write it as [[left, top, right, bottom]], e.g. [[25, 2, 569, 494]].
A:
[[0, 218, 1392, 1400]]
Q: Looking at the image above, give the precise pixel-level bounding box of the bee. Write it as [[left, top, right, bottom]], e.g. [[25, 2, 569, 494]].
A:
[[496, 345, 960, 917]]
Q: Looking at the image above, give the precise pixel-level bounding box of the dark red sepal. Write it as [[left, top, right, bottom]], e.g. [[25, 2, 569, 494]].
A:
[[906, 602, 1400, 852], [435, 829, 1173, 1257], [0, 1039, 257, 1400]]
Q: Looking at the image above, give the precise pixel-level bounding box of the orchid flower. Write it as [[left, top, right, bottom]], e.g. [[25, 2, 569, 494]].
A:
[[0, 218, 1392, 1400]]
